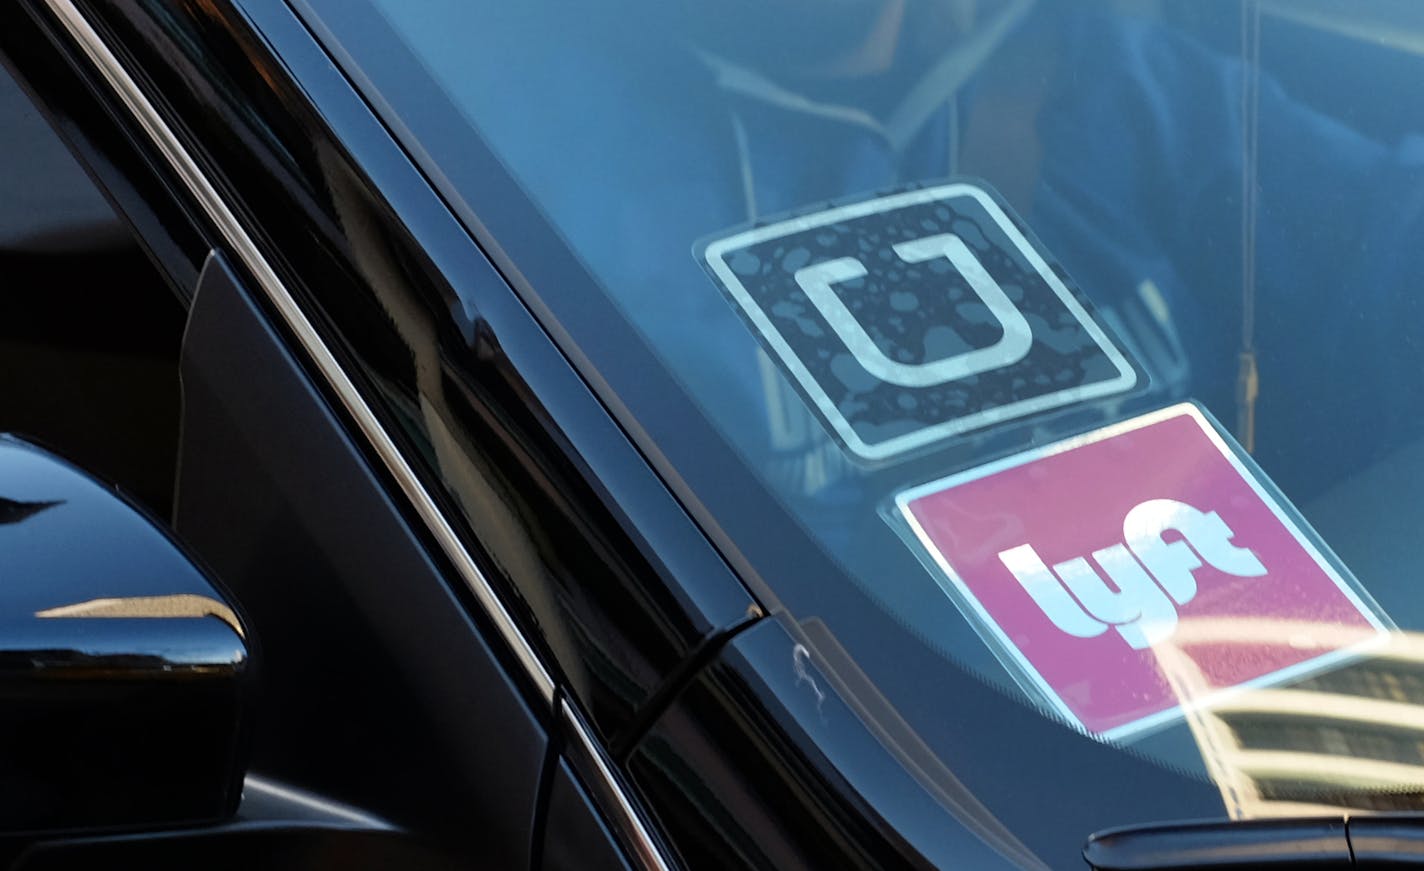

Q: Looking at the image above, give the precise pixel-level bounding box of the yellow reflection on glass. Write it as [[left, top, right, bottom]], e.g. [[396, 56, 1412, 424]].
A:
[[1147, 620, 1424, 819]]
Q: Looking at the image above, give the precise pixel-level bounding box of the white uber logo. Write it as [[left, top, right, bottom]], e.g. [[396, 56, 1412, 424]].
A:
[[997, 500, 1267, 649], [702, 183, 1139, 460], [793, 233, 1033, 387]]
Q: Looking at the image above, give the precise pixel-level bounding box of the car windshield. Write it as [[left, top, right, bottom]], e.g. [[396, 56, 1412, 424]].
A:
[[298, 0, 1424, 861]]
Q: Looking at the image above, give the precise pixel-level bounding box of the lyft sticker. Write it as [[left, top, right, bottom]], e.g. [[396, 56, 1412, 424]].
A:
[[895, 404, 1389, 739], [703, 182, 1138, 461]]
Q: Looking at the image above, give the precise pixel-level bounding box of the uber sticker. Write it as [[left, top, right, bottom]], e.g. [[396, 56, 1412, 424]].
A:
[[895, 404, 1390, 739], [703, 183, 1138, 461]]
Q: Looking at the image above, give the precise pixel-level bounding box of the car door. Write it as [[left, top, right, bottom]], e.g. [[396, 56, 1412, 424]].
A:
[[0, 5, 552, 870], [1, 0, 768, 867]]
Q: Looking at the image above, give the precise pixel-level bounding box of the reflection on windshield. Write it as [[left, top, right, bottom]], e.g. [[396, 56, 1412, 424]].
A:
[[1165, 624, 1424, 817]]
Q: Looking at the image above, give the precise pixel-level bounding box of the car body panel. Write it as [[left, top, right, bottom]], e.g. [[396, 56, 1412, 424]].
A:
[[177, 252, 550, 865], [539, 756, 634, 871]]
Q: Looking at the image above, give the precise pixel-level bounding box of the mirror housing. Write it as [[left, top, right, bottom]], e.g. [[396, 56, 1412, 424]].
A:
[[0, 435, 251, 834]]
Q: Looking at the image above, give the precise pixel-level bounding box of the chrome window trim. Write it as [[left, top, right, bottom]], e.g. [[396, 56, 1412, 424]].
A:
[[37, 1, 673, 868], [562, 698, 673, 871]]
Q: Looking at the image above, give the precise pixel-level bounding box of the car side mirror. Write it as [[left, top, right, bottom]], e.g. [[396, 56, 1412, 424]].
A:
[[0, 435, 251, 835]]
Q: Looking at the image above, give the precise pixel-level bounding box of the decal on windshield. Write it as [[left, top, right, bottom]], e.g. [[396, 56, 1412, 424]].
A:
[[702, 182, 1138, 461], [894, 404, 1391, 739]]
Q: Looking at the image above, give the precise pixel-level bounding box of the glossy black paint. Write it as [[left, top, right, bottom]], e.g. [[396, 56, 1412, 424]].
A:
[[56, 0, 758, 752], [14, 767, 462, 869], [1350, 817, 1424, 868], [538, 757, 633, 871], [0, 436, 250, 834], [13, 827, 462, 871], [1083, 819, 1350, 869], [175, 252, 549, 866], [1083, 816, 1424, 870]]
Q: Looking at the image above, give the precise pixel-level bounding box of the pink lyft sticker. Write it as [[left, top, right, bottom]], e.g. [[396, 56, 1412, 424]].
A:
[[896, 404, 1389, 739]]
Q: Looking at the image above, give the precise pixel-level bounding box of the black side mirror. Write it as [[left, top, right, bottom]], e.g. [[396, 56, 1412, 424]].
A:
[[0, 435, 251, 835]]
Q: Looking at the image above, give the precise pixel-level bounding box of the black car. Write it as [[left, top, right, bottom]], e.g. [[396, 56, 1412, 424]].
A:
[[5, 0, 1424, 868]]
